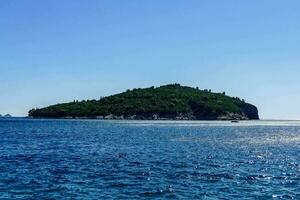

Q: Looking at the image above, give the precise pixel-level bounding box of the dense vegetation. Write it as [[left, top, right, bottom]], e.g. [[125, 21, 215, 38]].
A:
[[29, 84, 259, 120]]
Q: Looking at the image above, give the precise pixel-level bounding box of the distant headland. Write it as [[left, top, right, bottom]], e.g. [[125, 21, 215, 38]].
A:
[[28, 84, 259, 120], [0, 114, 12, 118]]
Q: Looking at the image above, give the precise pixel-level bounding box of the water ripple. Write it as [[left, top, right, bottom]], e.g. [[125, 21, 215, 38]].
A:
[[1, 119, 300, 199]]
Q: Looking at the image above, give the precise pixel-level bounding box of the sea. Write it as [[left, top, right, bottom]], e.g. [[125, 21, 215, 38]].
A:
[[1, 118, 300, 199]]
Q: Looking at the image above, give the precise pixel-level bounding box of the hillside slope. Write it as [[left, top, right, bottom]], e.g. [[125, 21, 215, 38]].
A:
[[29, 84, 259, 120]]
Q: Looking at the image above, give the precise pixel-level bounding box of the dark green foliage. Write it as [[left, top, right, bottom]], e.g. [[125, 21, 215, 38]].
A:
[[28, 84, 259, 120]]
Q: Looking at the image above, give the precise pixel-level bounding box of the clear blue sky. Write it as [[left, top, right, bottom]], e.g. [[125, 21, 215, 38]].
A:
[[1, 0, 300, 119]]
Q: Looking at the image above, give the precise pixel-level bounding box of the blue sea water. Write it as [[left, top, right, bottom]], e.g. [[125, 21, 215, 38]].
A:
[[1, 119, 300, 199]]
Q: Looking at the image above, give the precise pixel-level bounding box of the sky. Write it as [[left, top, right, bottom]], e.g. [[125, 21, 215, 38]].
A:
[[0, 0, 300, 119]]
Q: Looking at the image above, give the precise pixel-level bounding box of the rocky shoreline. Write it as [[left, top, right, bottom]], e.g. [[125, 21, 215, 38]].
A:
[[31, 112, 254, 120]]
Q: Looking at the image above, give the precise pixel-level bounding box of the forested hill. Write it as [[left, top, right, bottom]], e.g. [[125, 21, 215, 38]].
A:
[[28, 84, 259, 120]]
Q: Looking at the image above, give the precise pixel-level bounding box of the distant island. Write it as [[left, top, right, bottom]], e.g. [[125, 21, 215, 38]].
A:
[[29, 84, 259, 120], [0, 114, 12, 118]]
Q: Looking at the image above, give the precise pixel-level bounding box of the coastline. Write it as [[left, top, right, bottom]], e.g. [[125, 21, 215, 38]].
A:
[[28, 111, 255, 120], [27, 116, 257, 121]]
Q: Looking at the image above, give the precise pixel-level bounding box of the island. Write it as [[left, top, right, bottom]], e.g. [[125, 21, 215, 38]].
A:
[[28, 84, 259, 120], [0, 114, 12, 118]]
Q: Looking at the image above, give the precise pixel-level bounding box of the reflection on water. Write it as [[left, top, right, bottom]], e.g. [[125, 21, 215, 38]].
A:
[[172, 131, 300, 145], [0, 118, 300, 199], [117, 120, 300, 127]]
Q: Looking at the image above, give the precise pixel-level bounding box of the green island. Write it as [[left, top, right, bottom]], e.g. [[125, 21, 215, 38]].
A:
[[29, 84, 259, 120]]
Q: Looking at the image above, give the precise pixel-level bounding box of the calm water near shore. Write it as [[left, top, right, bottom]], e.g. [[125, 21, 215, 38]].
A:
[[1, 118, 300, 199]]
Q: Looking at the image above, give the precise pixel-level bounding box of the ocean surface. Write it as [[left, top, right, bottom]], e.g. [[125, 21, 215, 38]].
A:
[[1, 118, 300, 199]]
